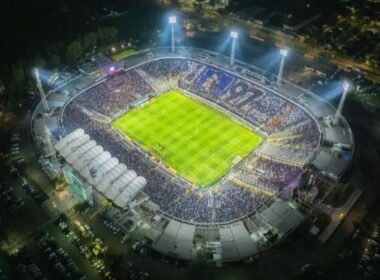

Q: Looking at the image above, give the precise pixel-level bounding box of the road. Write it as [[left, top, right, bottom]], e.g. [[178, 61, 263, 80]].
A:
[[178, 3, 380, 83]]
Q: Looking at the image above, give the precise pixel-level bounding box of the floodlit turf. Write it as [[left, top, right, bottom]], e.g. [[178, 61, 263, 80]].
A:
[[111, 49, 136, 61], [113, 90, 263, 187]]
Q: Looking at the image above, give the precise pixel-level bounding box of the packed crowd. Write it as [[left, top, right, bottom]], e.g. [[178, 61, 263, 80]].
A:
[[241, 157, 303, 193], [59, 57, 322, 223], [73, 69, 152, 117], [138, 59, 191, 83]]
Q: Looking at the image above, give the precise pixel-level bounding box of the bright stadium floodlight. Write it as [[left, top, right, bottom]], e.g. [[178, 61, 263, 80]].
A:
[[169, 16, 176, 24], [169, 16, 177, 53], [34, 68, 50, 113], [280, 48, 288, 57], [343, 80, 349, 92], [277, 48, 288, 85], [230, 31, 238, 39], [230, 31, 238, 65], [333, 80, 350, 126]]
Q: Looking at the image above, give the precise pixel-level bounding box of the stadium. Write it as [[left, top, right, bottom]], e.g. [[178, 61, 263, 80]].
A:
[[31, 39, 354, 261]]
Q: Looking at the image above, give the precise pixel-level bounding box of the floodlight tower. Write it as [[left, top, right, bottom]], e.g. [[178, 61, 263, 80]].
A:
[[34, 68, 50, 113], [333, 81, 350, 126], [277, 48, 288, 85], [44, 125, 58, 163], [230, 31, 238, 65], [169, 16, 177, 53]]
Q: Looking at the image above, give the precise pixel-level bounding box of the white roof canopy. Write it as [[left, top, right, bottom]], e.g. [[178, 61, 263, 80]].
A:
[[114, 176, 147, 208], [55, 129, 85, 151], [96, 164, 128, 193], [72, 145, 104, 170], [60, 134, 90, 159], [66, 140, 97, 164], [105, 170, 137, 200], [55, 129, 146, 208], [88, 157, 119, 185]]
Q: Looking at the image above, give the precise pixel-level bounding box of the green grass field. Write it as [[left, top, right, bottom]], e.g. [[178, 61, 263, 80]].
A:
[[112, 90, 263, 187], [111, 49, 136, 61]]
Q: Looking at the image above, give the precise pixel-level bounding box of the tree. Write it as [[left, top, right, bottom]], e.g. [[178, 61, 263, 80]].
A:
[[65, 41, 83, 63], [34, 56, 46, 68], [48, 54, 61, 68], [97, 26, 119, 46], [0, 79, 5, 109], [96, 28, 107, 46], [6, 63, 28, 109], [82, 32, 97, 50], [107, 27, 119, 43], [11, 63, 25, 86]]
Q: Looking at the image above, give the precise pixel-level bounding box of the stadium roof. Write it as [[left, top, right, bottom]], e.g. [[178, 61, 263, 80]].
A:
[[113, 176, 147, 208], [311, 150, 349, 181], [88, 157, 119, 185], [60, 134, 90, 158], [96, 163, 128, 193], [153, 220, 195, 260], [66, 140, 97, 164], [259, 200, 304, 235], [54, 129, 146, 207], [55, 129, 85, 151], [106, 170, 137, 199], [80, 151, 112, 180], [72, 145, 104, 171], [219, 221, 258, 260], [324, 126, 352, 147]]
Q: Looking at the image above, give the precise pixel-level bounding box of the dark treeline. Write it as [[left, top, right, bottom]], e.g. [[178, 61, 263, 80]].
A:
[[0, 0, 157, 110]]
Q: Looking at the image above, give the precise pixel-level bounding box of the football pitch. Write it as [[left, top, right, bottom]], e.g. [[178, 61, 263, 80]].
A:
[[112, 90, 263, 187]]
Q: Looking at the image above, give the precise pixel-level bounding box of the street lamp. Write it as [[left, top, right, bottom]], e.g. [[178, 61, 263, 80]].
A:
[[230, 31, 238, 65], [333, 81, 350, 126], [169, 16, 177, 53], [277, 48, 288, 85]]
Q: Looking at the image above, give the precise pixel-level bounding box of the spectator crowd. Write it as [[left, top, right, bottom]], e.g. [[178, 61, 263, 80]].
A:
[[60, 58, 321, 223]]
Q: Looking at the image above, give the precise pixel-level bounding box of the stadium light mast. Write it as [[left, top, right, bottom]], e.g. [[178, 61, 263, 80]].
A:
[[34, 68, 50, 113], [277, 48, 288, 85], [169, 16, 177, 53], [333, 81, 350, 126], [230, 31, 238, 65]]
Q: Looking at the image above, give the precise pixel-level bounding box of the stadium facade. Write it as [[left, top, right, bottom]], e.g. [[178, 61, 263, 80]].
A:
[[31, 47, 354, 262]]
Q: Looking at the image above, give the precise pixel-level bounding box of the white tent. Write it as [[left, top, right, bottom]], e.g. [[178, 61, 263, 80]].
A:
[[54, 129, 149, 210], [96, 164, 127, 193], [105, 170, 137, 200], [54, 129, 84, 151], [80, 151, 112, 179], [114, 176, 147, 208], [72, 145, 103, 171], [66, 140, 97, 164], [60, 134, 90, 159], [89, 157, 119, 185]]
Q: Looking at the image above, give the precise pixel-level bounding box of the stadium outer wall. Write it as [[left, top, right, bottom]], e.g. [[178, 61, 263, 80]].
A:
[[31, 47, 354, 262]]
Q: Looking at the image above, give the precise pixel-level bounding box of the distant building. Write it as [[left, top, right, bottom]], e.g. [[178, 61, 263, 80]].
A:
[[198, 0, 230, 8]]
